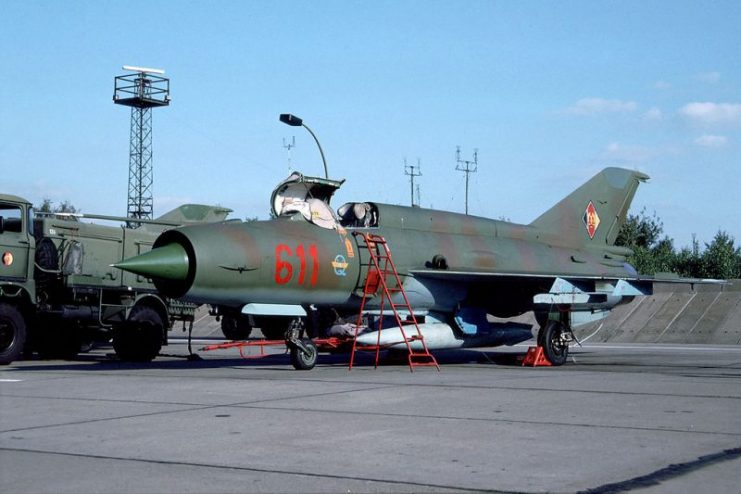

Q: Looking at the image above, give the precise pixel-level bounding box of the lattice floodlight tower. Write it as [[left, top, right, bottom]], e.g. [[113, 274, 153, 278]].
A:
[[113, 66, 170, 227]]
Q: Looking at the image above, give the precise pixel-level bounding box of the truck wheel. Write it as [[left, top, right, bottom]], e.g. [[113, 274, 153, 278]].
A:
[[290, 339, 317, 370], [113, 306, 163, 362], [0, 303, 27, 365], [34, 238, 60, 299], [220, 314, 252, 340]]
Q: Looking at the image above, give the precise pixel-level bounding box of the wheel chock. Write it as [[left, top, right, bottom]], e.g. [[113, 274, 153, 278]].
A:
[[522, 346, 552, 367]]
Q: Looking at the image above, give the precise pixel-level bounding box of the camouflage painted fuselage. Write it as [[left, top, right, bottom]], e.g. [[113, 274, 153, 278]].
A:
[[131, 167, 647, 320]]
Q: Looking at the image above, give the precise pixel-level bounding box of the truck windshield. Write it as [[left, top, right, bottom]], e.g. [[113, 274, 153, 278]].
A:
[[0, 204, 24, 234]]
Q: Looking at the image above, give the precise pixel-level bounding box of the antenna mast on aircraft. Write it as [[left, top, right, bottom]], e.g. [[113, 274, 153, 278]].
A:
[[404, 158, 422, 207], [456, 146, 478, 215]]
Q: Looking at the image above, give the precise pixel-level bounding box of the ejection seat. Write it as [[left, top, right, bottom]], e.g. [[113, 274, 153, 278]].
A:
[[337, 202, 378, 228]]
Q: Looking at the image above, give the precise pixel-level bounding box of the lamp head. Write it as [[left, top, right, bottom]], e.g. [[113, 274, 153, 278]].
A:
[[279, 114, 303, 127]]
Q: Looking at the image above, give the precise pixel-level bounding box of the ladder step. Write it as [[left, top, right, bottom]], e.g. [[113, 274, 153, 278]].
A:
[[408, 353, 440, 370]]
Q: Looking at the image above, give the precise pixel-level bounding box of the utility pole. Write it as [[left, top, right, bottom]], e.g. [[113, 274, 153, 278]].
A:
[[404, 158, 422, 207], [283, 136, 296, 173], [456, 146, 478, 215]]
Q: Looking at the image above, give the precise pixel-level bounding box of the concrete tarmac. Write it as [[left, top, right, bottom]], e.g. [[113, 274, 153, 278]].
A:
[[1, 341, 740, 494]]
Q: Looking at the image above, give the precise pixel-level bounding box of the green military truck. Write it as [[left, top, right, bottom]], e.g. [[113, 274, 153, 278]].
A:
[[0, 194, 231, 365]]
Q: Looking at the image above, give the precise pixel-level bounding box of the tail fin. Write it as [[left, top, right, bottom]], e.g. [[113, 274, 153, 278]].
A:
[[529, 168, 649, 248], [157, 204, 232, 224], [142, 204, 233, 232]]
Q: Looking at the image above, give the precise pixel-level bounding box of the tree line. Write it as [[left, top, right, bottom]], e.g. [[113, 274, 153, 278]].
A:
[[616, 209, 740, 280]]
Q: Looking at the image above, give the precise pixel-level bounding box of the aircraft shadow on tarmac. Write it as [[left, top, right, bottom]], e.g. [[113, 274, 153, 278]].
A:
[[11, 347, 533, 372]]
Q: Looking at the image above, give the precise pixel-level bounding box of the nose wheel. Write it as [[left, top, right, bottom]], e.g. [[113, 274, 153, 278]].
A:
[[286, 319, 318, 370], [289, 339, 318, 370]]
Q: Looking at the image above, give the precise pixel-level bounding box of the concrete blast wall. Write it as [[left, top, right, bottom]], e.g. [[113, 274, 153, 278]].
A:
[[573, 280, 740, 345]]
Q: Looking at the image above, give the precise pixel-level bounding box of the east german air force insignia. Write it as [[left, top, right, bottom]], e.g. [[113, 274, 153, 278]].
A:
[[583, 201, 600, 239]]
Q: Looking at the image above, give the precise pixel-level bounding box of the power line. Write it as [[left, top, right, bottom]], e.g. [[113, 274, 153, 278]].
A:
[[455, 146, 478, 215], [404, 158, 422, 207]]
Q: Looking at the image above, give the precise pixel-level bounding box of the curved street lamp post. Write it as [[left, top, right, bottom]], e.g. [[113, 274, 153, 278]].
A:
[[279, 113, 329, 179]]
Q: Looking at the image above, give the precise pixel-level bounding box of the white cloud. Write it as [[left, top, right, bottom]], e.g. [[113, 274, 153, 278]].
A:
[[643, 107, 663, 120], [696, 71, 721, 84], [603, 142, 654, 163], [566, 98, 638, 116], [654, 80, 671, 90], [694, 135, 728, 147], [680, 102, 741, 124]]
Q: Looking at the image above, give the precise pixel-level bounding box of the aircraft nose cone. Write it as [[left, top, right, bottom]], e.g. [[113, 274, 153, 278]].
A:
[[114, 242, 189, 281]]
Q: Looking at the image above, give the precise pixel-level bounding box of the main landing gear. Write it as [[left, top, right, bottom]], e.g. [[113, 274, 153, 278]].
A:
[[535, 316, 575, 366]]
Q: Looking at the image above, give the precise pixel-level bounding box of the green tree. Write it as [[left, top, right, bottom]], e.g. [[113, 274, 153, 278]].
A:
[[616, 208, 664, 249], [673, 236, 704, 278], [616, 209, 672, 275], [38, 199, 78, 214], [702, 231, 740, 279], [617, 209, 741, 279]]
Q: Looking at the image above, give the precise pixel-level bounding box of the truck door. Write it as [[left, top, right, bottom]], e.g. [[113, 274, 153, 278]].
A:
[[0, 201, 31, 281]]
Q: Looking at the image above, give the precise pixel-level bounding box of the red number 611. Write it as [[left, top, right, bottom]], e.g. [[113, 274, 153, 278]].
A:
[[274, 243, 319, 286]]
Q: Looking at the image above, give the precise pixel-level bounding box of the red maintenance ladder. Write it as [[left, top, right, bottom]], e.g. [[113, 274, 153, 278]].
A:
[[349, 232, 439, 372]]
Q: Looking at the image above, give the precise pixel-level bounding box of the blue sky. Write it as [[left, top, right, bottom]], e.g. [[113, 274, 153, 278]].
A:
[[2, 1, 739, 248]]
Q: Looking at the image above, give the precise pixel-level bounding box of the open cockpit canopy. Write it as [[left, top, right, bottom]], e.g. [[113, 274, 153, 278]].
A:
[[270, 171, 380, 230], [271, 172, 346, 229]]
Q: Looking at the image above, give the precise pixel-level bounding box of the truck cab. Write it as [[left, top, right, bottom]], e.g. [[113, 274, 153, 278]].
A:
[[0, 195, 35, 364], [0, 195, 35, 283]]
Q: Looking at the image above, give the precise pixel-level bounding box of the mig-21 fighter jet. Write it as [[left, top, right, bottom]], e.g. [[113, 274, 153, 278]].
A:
[[114, 163, 674, 369]]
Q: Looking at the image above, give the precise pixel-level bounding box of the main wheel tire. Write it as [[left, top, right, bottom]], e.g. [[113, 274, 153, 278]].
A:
[[220, 315, 252, 340], [113, 305, 164, 362], [540, 320, 569, 366], [0, 303, 26, 365], [290, 339, 317, 370]]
